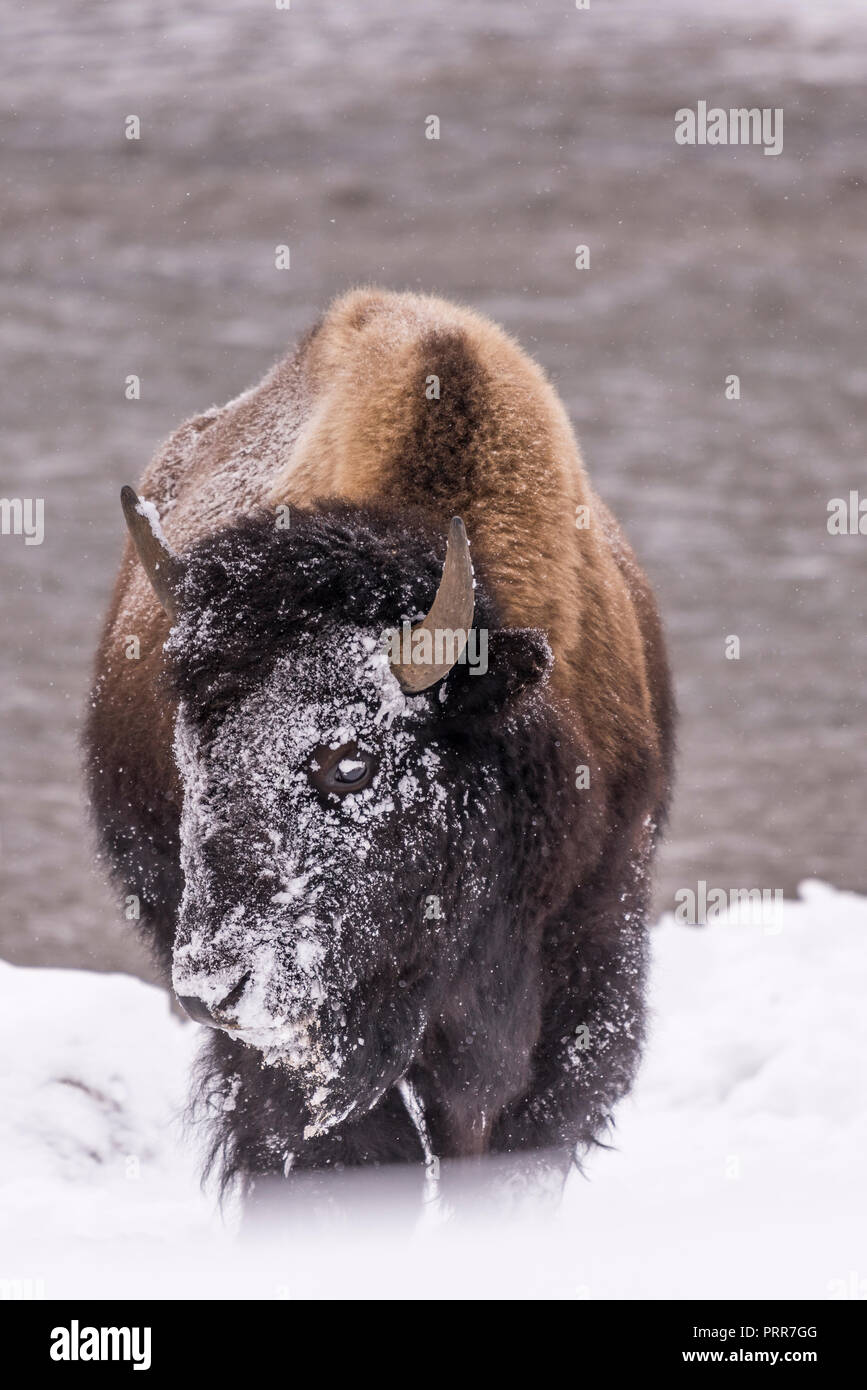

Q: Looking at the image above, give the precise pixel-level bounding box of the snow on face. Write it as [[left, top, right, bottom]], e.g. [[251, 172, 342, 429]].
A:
[[172, 623, 451, 1133]]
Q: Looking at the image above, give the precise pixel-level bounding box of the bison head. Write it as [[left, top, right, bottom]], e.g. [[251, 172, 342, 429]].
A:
[[122, 491, 559, 1139]]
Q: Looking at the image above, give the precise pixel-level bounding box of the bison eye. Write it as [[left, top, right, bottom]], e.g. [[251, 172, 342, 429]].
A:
[[308, 741, 377, 799], [336, 759, 366, 784]]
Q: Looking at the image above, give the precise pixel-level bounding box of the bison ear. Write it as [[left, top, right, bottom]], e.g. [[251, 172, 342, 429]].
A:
[[440, 627, 552, 717]]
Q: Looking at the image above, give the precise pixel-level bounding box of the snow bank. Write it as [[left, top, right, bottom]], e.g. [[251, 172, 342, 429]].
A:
[[0, 881, 864, 1299], [0, 966, 211, 1272]]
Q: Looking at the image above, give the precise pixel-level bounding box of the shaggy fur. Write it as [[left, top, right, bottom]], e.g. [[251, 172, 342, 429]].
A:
[[85, 289, 674, 1199]]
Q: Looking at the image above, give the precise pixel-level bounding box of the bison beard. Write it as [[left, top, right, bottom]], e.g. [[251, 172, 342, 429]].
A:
[[86, 499, 666, 1203]]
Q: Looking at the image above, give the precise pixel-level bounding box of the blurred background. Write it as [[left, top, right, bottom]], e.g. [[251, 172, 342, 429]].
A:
[[1, 0, 865, 978]]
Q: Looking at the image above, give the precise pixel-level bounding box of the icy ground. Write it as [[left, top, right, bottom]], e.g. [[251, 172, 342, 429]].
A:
[[1, 881, 864, 1300]]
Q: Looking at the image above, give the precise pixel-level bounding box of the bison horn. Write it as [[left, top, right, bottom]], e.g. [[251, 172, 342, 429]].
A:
[[390, 516, 475, 693], [120, 486, 183, 622]]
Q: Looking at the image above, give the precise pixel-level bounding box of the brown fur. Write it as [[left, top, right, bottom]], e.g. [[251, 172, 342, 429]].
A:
[[95, 288, 669, 825]]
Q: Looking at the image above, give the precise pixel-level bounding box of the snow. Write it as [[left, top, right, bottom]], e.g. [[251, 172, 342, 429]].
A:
[[134, 496, 173, 551], [1, 880, 864, 1300], [396, 1077, 440, 1197]]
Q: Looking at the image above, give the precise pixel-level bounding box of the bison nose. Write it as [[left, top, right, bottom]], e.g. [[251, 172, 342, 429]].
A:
[[177, 972, 251, 1029]]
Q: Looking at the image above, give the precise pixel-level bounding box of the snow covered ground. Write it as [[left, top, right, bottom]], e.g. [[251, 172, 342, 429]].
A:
[[1, 880, 864, 1300]]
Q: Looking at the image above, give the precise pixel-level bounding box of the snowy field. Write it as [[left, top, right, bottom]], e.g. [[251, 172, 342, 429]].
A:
[[1, 880, 864, 1301]]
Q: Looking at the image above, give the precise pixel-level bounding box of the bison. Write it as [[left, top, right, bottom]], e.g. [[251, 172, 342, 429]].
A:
[[85, 289, 674, 1209]]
